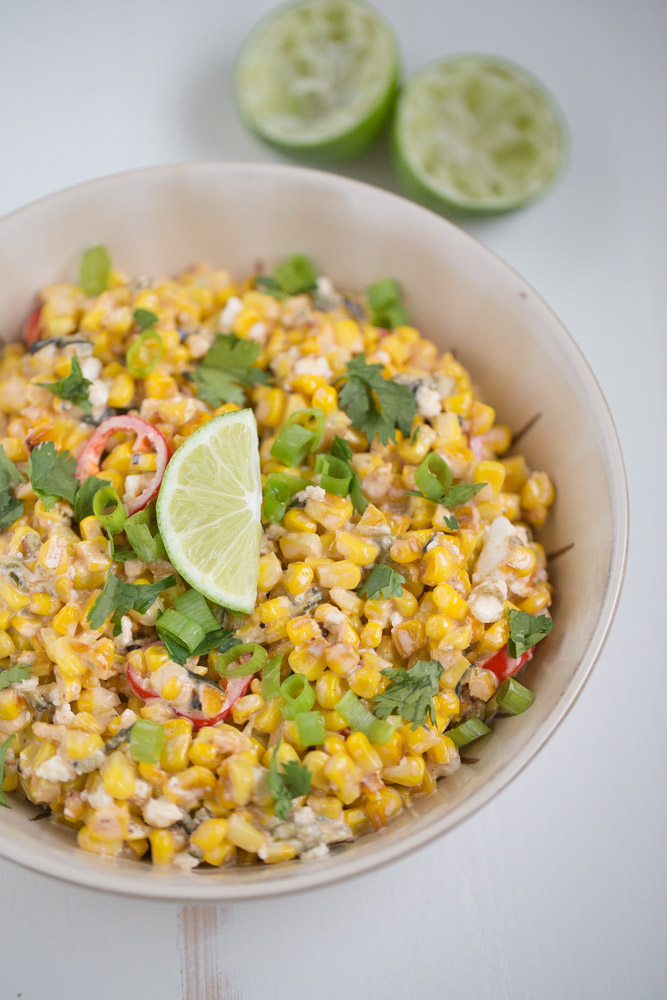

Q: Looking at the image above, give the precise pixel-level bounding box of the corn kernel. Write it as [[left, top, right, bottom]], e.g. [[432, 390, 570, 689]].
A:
[[102, 750, 136, 800], [227, 813, 265, 853], [149, 829, 174, 866], [284, 562, 314, 596], [316, 560, 361, 590]]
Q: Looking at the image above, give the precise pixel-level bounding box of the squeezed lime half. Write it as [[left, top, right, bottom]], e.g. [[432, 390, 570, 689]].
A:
[[235, 0, 399, 161], [157, 409, 262, 614], [394, 54, 566, 213]]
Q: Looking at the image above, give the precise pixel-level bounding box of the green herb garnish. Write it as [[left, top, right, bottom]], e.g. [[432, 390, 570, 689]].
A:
[[38, 356, 92, 415], [73, 475, 107, 522], [0, 445, 25, 531], [27, 442, 78, 511], [0, 664, 32, 690], [357, 565, 405, 601], [0, 735, 15, 808], [133, 308, 158, 330], [507, 609, 554, 658], [268, 742, 312, 820], [365, 278, 408, 329], [407, 452, 485, 508], [86, 571, 176, 635], [337, 354, 416, 445], [192, 333, 271, 407], [255, 255, 318, 298], [79, 245, 111, 296], [373, 659, 444, 729]]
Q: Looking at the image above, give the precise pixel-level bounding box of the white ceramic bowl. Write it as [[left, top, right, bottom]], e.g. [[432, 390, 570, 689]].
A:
[[0, 163, 627, 900]]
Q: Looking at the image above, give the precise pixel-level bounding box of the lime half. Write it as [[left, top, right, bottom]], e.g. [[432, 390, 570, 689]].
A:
[[157, 409, 262, 614], [394, 55, 566, 213], [235, 0, 399, 161]]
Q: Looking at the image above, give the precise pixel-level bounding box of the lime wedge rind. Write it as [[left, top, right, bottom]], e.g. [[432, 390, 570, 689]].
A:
[[156, 409, 262, 614], [235, 0, 400, 162], [394, 54, 567, 214]]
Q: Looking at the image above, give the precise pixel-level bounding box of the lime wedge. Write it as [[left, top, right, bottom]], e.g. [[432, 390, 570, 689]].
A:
[[156, 409, 262, 614], [235, 0, 399, 161], [394, 55, 566, 213]]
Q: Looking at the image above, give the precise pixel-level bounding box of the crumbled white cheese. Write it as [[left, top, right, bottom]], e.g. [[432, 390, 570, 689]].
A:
[[295, 484, 325, 503], [86, 784, 114, 810], [468, 580, 508, 624], [172, 852, 200, 872], [390, 611, 404, 628], [79, 357, 102, 381], [186, 330, 214, 359], [88, 378, 110, 413], [143, 797, 184, 828], [435, 375, 457, 400], [316, 276, 334, 296], [14, 676, 39, 693], [119, 708, 137, 728], [53, 701, 75, 725], [122, 473, 152, 504], [35, 755, 76, 783], [415, 384, 442, 419], [247, 321, 268, 343], [219, 296, 243, 332], [293, 356, 332, 380], [115, 615, 133, 649], [374, 350, 391, 365], [300, 843, 330, 861], [293, 806, 316, 829], [473, 516, 528, 585]]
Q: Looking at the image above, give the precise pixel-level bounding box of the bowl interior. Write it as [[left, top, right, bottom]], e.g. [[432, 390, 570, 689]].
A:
[[0, 163, 627, 900]]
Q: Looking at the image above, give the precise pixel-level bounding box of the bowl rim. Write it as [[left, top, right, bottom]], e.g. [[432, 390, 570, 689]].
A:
[[0, 161, 629, 901]]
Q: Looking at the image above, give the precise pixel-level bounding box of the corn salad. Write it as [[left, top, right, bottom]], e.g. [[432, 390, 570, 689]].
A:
[[0, 255, 555, 870]]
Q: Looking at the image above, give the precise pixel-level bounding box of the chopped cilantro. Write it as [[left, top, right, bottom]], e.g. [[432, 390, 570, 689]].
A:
[[441, 482, 486, 507], [373, 659, 444, 729], [0, 664, 32, 690], [133, 308, 158, 330], [27, 442, 78, 511], [254, 276, 286, 299], [329, 436, 369, 514], [268, 742, 312, 820], [192, 333, 271, 407], [73, 475, 107, 522], [79, 245, 111, 296], [358, 565, 405, 601], [255, 256, 318, 297], [160, 626, 237, 666], [443, 514, 459, 531], [365, 278, 408, 329], [38, 355, 92, 415], [0, 447, 25, 487], [0, 734, 14, 808], [507, 609, 554, 658], [337, 354, 416, 445], [86, 571, 176, 635], [0, 445, 25, 531]]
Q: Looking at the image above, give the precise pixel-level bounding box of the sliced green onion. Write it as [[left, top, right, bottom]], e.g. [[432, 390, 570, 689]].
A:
[[272, 254, 318, 295], [130, 719, 166, 764], [496, 677, 535, 715], [446, 717, 491, 747], [80, 245, 111, 296], [155, 609, 206, 654], [124, 520, 165, 562], [215, 642, 267, 678], [126, 329, 163, 377], [174, 590, 219, 633], [314, 453, 352, 496], [414, 452, 453, 502], [295, 710, 325, 746], [335, 690, 395, 745], [283, 407, 325, 450], [261, 652, 283, 700], [349, 476, 369, 514], [92, 486, 127, 535], [279, 674, 315, 719], [270, 423, 316, 467]]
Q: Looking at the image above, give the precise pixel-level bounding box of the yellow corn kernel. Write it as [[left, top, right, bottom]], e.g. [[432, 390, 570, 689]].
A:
[[433, 411, 467, 450], [0, 578, 29, 611], [138, 761, 167, 787], [392, 589, 418, 617], [373, 730, 403, 767], [0, 688, 21, 721], [364, 785, 402, 829], [321, 709, 345, 731], [160, 675, 183, 702], [0, 632, 15, 659], [279, 531, 323, 562], [0, 436, 29, 462], [52, 602, 81, 636], [392, 619, 425, 657], [382, 755, 426, 787], [65, 731, 104, 761], [102, 750, 136, 800], [497, 492, 521, 521], [28, 592, 61, 617], [323, 641, 360, 677], [323, 751, 363, 805], [286, 615, 321, 645], [261, 842, 298, 864], [227, 813, 265, 853], [299, 749, 327, 790], [146, 645, 170, 672], [261, 741, 299, 772], [347, 663, 381, 699], [363, 597, 391, 627], [359, 621, 383, 649], [160, 718, 193, 773], [283, 508, 317, 533], [315, 670, 346, 710], [96, 469, 124, 496], [343, 806, 369, 834], [501, 455, 530, 492], [389, 536, 423, 564], [474, 460, 506, 498], [226, 757, 254, 806], [421, 546, 459, 585], [445, 391, 473, 417], [469, 401, 495, 434], [107, 373, 135, 408], [254, 386, 286, 428], [144, 368, 177, 399], [519, 582, 553, 614], [346, 731, 382, 776], [324, 733, 346, 755], [478, 617, 510, 654], [77, 825, 122, 858], [307, 794, 344, 820], [504, 545, 537, 577], [305, 494, 353, 532], [335, 532, 379, 566], [231, 693, 264, 725], [190, 817, 228, 853], [432, 582, 468, 620], [288, 641, 326, 682], [283, 562, 314, 596], [0, 608, 12, 631], [316, 560, 361, 590], [253, 699, 282, 735], [149, 829, 175, 866], [402, 725, 441, 754], [311, 385, 338, 414], [100, 440, 134, 475], [521, 471, 555, 510]]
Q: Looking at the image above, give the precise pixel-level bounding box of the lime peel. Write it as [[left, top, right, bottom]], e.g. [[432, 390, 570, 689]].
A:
[[156, 408, 262, 614]]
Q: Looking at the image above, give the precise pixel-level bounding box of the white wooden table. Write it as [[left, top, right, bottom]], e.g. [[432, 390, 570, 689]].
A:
[[0, 1, 664, 997]]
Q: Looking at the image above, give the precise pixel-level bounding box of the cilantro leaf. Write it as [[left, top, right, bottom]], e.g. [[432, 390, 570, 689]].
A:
[[0, 664, 32, 690], [38, 356, 92, 415], [365, 278, 409, 330], [443, 514, 459, 531], [86, 572, 176, 635], [373, 659, 444, 729], [254, 276, 286, 300], [73, 475, 107, 521], [192, 334, 271, 407], [268, 742, 312, 820], [442, 482, 486, 507], [358, 565, 405, 601], [507, 610, 554, 658], [0, 446, 25, 487], [329, 436, 369, 515], [0, 493, 24, 532], [159, 626, 237, 666], [133, 308, 158, 330], [79, 245, 111, 296], [0, 734, 14, 808], [27, 442, 78, 510], [272, 255, 318, 295], [338, 354, 416, 445]]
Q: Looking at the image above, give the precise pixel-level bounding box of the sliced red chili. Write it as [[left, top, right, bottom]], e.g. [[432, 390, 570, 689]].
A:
[[126, 664, 251, 732], [484, 645, 534, 684], [23, 306, 42, 347], [76, 415, 171, 515]]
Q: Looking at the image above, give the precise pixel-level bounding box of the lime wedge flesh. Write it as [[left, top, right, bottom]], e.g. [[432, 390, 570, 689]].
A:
[[236, 0, 399, 161], [156, 409, 262, 614], [395, 55, 566, 213]]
